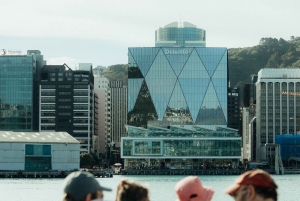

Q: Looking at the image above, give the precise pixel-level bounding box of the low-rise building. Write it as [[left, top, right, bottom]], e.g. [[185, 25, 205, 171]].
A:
[[0, 131, 79, 171]]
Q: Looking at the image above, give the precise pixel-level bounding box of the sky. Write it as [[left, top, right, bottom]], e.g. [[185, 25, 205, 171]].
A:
[[1, 0, 299, 68]]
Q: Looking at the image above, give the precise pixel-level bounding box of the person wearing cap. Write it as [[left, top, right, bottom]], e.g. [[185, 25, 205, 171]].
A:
[[225, 169, 278, 201], [175, 176, 214, 201], [115, 179, 149, 201], [62, 171, 111, 201]]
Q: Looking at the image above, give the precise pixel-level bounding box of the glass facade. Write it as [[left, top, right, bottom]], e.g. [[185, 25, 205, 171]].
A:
[[122, 126, 241, 159], [0, 56, 35, 130], [155, 22, 206, 47], [25, 144, 52, 171], [276, 135, 300, 160], [128, 47, 228, 127]]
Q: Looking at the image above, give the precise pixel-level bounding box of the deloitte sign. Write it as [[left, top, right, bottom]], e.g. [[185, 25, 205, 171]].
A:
[[165, 49, 189, 55]]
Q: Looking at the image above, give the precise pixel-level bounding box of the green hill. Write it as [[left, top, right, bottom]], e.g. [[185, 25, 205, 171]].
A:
[[100, 37, 300, 87], [229, 37, 300, 87]]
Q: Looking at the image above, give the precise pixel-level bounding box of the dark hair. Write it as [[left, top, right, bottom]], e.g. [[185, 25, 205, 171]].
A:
[[63, 191, 98, 201], [115, 180, 149, 201], [254, 185, 277, 201]]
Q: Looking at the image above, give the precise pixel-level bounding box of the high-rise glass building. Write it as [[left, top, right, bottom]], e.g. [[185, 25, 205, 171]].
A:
[[128, 47, 228, 127], [0, 50, 44, 131], [155, 22, 206, 47]]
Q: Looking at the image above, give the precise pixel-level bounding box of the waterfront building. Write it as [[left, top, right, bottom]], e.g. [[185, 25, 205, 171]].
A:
[[155, 22, 206, 47], [123, 41, 241, 168], [38, 64, 95, 153], [275, 135, 300, 162], [228, 87, 240, 131], [256, 68, 300, 160], [0, 50, 44, 131], [107, 81, 127, 163], [93, 66, 109, 158], [122, 125, 241, 169], [0, 131, 79, 171]]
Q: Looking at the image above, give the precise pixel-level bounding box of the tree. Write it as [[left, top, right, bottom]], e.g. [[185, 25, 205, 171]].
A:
[[80, 153, 96, 168]]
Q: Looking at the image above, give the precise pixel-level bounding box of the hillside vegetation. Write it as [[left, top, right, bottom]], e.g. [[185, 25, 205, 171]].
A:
[[229, 37, 300, 86], [100, 37, 300, 87]]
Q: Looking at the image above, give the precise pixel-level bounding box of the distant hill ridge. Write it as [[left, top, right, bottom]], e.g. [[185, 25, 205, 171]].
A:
[[229, 37, 300, 87], [98, 37, 300, 87]]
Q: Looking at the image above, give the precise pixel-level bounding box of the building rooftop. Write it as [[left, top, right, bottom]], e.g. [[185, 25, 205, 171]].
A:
[[0, 131, 79, 144], [258, 68, 300, 80]]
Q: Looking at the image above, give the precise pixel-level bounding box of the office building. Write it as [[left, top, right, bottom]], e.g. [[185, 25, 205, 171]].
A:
[[93, 66, 109, 158], [39, 64, 95, 153], [0, 50, 44, 131], [256, 68, 300, 160], [107, 81, 127, 162], [155, 22, 206, 47], [228, 87, 240, 131], [123, 39, 241, 168]]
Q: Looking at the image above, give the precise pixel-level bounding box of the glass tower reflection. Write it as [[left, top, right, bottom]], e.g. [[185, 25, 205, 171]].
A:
[[0, 56, 34, 130], [128, 47, 228, 128]]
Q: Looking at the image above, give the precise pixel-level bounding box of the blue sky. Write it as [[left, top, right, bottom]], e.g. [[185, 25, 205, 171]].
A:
[[1, 0, 299, 68]]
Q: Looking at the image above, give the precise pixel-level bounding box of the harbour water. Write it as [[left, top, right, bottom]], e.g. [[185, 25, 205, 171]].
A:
[[0, 174, 298, 201]]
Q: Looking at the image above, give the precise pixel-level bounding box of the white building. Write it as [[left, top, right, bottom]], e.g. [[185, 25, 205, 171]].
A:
[[93, 66, 109, 156], [256, 68, 300, 160], [0, 131, 79, 171]]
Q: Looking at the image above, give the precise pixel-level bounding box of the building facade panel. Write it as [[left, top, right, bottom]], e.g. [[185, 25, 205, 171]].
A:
[[256, 69, 300, 160], [128, 47, 228, 127]]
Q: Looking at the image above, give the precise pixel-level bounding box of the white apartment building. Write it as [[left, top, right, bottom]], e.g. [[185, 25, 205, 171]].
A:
[[256, 68, 300, 160], [93, 66, 109, 156]]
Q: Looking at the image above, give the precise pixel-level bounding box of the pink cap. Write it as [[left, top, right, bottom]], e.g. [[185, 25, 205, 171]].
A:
[[175, 176, 214, 201]]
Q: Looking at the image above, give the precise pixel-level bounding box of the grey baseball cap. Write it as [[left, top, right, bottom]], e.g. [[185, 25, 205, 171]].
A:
[[63, 171, 111, 199]]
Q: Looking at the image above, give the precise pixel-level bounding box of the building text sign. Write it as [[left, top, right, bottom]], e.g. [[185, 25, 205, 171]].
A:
[[165, 49, 189, 55], [0, 49, 23, 55]]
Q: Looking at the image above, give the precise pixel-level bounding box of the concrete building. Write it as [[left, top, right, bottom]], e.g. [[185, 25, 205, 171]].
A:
[[93, 66, 109, 158], [0, 50, 44, 131], [155, 22, 206, 47], [107, 81, 127, 162], [228, 87, 240, 132], [256, 68, 300, 161], [38, 64, 95, 153], [0, 131, 79, 171]]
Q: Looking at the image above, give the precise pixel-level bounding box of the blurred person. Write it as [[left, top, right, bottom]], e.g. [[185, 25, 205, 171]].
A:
[[175, 176, 214, 201], [225, 169, 278, 201], [115, 179, 149, 201], [62, 171, 111, 201]]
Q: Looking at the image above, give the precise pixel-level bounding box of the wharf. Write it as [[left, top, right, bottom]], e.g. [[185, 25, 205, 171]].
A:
[[0, 170, 114, 178], [120, 168, 276, 175]]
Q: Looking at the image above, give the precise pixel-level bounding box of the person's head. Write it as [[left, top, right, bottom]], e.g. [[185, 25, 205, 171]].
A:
[[175, 176, 214, 201], [225, 169, 278, 201], [115, 179, 149, 201], [62, 171, 111, 201]]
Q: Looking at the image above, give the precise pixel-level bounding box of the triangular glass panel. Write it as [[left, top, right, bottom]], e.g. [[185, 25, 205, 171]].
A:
[[162, 47, 194, 76], [195, 48, 226, 77], [128, 78, 144, 112], [178, 78, 210, 122], [212, 53, 228, 118], [163, 81, 193, 124], [128, 80, 158, 128], [211, 52, 227, 78], [129, 48, 160, 77], [196, 81, 227, 125], [145, 49, 177, 120], [179, 49, 210, 79], [128, 51, 143, 78]]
